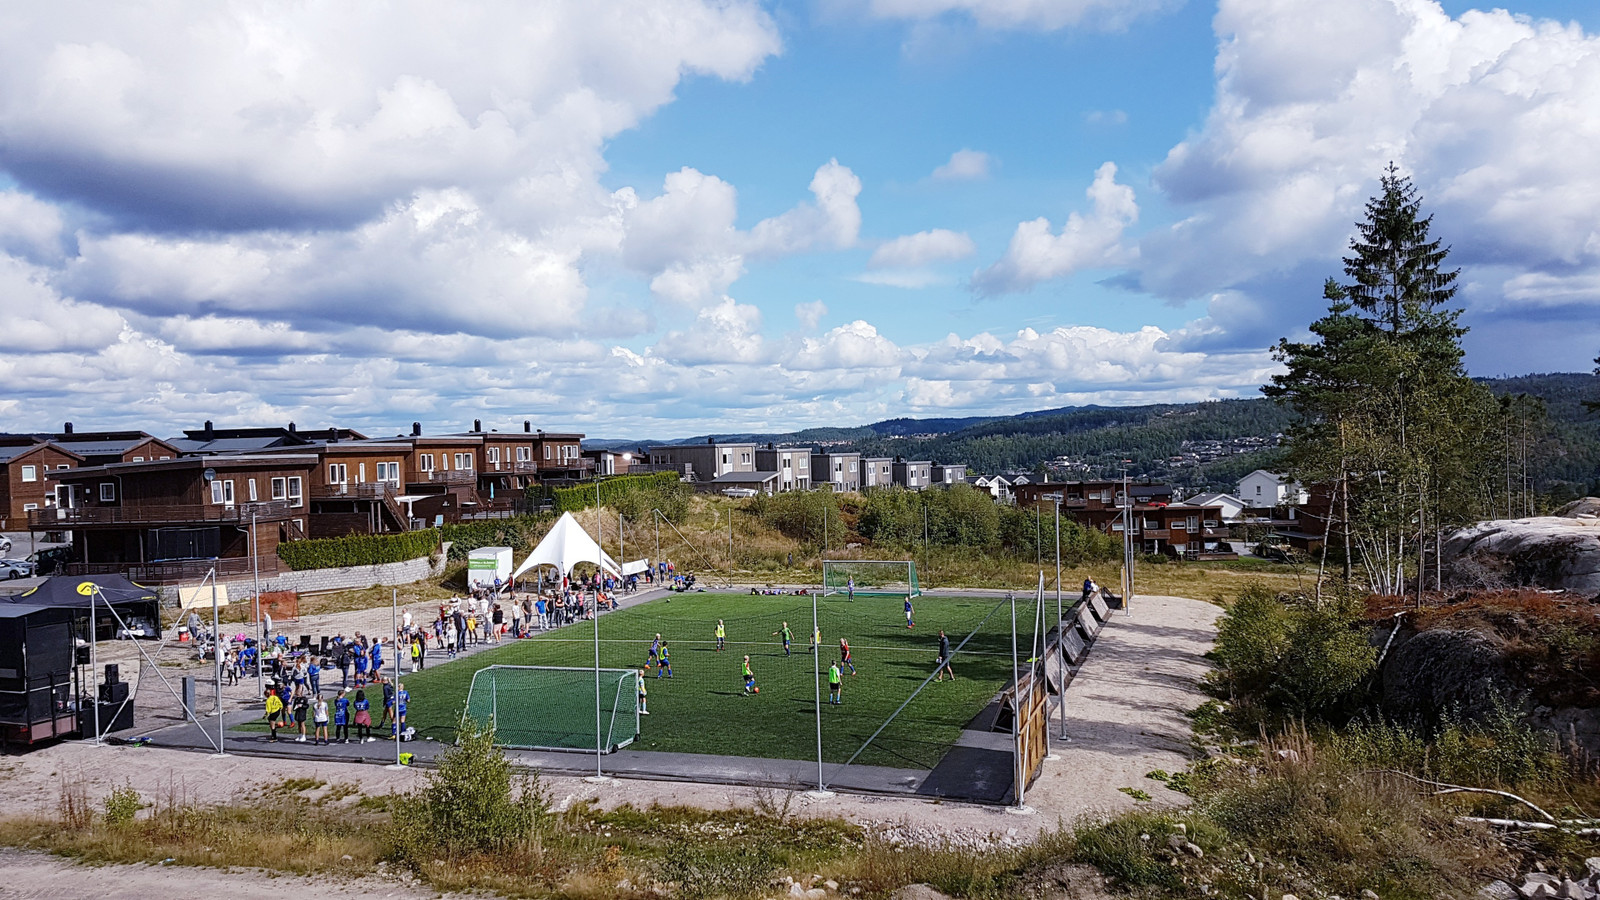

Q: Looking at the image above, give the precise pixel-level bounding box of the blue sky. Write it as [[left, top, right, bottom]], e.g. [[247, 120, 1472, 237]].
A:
[[0, 0, 1597, 440]]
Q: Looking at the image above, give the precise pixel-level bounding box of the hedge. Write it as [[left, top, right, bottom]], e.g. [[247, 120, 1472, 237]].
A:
[[438, 516, 553, 562], [277, 530, 444, 571], [551, 472, 684, 513]]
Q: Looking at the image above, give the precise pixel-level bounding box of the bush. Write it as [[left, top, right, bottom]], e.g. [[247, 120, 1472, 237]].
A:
[[750, 490, 847, 547], [552, 473, 688, 519], [439, 516, 552, 562], [102, 784, 142, 827], [1331, 704, 1567, 790], [391, 724, 548, 863], [1212, 584, 1375, 719], [278, 530, 442, 571]]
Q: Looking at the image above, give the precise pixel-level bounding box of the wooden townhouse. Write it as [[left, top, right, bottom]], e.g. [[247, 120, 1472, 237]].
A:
[[0, 443, 83, 532], [39, 455, 318, 581]]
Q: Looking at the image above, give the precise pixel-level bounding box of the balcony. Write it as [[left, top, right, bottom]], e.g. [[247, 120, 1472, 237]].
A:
[[421, 470, 475, 484], [62, 556, 274, 583], [312, 482, 398, 500], [30, 501, 296, 528]]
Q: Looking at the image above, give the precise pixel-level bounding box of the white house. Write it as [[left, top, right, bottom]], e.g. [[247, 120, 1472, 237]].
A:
[[971, 474, 1014, 502], [1237, 470, 1308, 508], [1187, 491, 1248, 522]]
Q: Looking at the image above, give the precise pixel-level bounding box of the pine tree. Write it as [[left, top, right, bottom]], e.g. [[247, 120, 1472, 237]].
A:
[[1268, 166, 1497, 598]]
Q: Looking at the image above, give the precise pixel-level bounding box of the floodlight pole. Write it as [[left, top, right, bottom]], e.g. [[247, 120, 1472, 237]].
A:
[[1010, 590, 1022, 809], [594, 502, 604, 779], [391, 588, 401, 768], [812, 590, 824, 793], [211, 564, 225, 756], [1121, 463, 1134, 617], [89, 580, 100, 745], [1054, 499, 1067, 742], [251, 508, 263, 698]]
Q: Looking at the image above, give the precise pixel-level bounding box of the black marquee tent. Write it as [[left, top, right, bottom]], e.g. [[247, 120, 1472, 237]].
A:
[[0, 575, 163, 747]]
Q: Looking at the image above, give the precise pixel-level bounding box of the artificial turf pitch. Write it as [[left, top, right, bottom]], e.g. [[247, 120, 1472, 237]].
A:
[[401, 590, 1045, 771]]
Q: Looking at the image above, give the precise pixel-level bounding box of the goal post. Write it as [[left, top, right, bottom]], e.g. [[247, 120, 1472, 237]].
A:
[[462, 665, 639, 753], [821, 560, 920, 598]]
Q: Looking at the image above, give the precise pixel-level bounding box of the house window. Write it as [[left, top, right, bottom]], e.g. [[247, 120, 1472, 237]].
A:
[[59, 464, 70, 470], [223, 480, 235, 504], [782, 458, 791, 470], [271, 477, 287, 500], [1186, 515, 1199, 531], [211, 481, 224, 504], [454, 453, 472, 469], [133, 456, 144, 463], [287, 477, 303, 507], [160, 455, 170, 460], [488, 447, 499, 464], [376, 462, 399, 483], [420, 454, 434, 472], [99, 482, 115, 502], [741, 452, 751, 464], [23, 503, 38, 512], [21, 465, 36, 482], [328, 463, 347, 484], [248, 479, 258, 502], [544, 445, 551, 460]]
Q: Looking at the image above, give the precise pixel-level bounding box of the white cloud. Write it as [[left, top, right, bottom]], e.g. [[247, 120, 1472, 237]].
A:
[[863, 0, 1178, 31], [972, 162, 1138, 294], [747, 160, 863, 256], [795, 300, 829, 329], [931, 149, 991, 181], [1085, 109, 1128, 127], [1138, 0, 1600, 360], [852, 270, 951, 289], [0, 191, 66, 261], [868, 229, 976, 268]]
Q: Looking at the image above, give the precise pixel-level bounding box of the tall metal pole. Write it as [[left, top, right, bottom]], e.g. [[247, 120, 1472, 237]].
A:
[[1055, 499, 1067, 741], [211, 566, 225, 755], [619, 512, 625, 599], [392, 588, 401, 766], [1122, 465, 1134, 616], [595, 502, 604, 778], [251, 509, 262, 698], [90, 582, 100, 745], [812, 590, 824, 792], [1010, 590, 1021, 809]]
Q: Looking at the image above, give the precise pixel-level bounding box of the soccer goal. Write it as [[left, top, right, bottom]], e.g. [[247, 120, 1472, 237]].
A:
[[821, 560, 920, 598], [462, 665, 640, 753]]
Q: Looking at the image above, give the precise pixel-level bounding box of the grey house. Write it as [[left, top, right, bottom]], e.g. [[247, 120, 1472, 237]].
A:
[[891, 458, 932, 490], [754, 444, 811, 492], [646, 440, 757, 483], [860, 456, 894, 488], [811, 451, 861, 492], [930, 463, 967, 486]]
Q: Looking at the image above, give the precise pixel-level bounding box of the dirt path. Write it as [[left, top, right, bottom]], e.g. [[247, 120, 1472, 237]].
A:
[[0, 593, 1220, 895]]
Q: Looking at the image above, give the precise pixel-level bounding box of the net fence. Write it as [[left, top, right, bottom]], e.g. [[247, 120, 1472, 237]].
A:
[[463, 665, 639, 752]]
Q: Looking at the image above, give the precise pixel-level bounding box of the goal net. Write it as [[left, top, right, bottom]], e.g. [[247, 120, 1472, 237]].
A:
[[463, 665, 640, 753], [821, 560, 920, 598]]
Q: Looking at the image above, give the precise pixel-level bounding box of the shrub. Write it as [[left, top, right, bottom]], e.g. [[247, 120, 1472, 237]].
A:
[[1331, 704, 1567, 790], [102, 784, 142, 827], [278, 530, 442, 570], [1212, 584, 1375, 719], [552, 473, 688, 519], [750, 490, 846, 546], [390, 724, 548, 863], [439, 516, 552, 562]]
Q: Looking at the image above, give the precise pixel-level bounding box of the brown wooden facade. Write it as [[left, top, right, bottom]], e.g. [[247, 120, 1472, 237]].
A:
[[0, 443, 83, 532]]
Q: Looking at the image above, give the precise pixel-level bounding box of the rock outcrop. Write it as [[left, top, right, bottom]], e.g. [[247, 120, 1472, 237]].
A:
[[1442, 507, 1600, 597]]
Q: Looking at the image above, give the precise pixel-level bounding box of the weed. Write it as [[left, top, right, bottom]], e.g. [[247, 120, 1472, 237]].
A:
[[102, 784, 143, 827], [1117, 787, 1153, 802]]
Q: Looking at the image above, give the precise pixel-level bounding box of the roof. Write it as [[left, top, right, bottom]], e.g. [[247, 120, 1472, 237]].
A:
[[0, 442, 85, 464], [710, 471, 780, 484], [52, 453, 319, 480], [54, 437, 174, 456], [170, 436, 297, 453], [7, 574, 160, 609], [1189, 492, 1244, 506]]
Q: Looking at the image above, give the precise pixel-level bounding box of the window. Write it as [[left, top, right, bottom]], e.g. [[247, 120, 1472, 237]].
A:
[[721, 452, 730, 466], [1186, 515, 1199, 532], [544, 445, 552, 460], [488, 447, 499, 464], [454, 453, 472, 469], [248, 479, 258, 502], [420, 454, 434, 472], [160, 455, 171, 460], [23, 502, 38, 512], [849, 462, 856, 472], [20, 465, 36, 482], [59, 464, 70, 470], [376, 462, 399, 483], [271, 477, 287, 500], [224, 480, 235, 504], [133, 456, 144, 462], [287, 476, 303, 507], [782, 458, 791, 470], [211, 481, 224, 504], [1144, 517, 1160, 530], [741, 452, 751, 464], [328, 463, 347, 484], [100, 482, 115, 502], [1255, 485, 1262, 495]]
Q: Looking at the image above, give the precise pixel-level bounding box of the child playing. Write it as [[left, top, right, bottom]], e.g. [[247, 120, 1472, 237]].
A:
[[742, 655, 757, 694], [353, 689, 373, 742], [828, 661, 842, 705], [715, 620, 725, 652], [395, 682, 409, 736], [647, 633, 662, 669], [772, 622, 792, 657], [839, 637, 856, 675], [656, 642, 672, 678], [637, 669, 650, 715], [264, 688, 284, 742], [905, 596, 915, 629], [313, 693, 330, 745], [334, 689, 351, 743]]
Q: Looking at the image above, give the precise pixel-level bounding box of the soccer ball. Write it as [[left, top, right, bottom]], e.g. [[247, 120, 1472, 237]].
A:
[[753, 687, 760, 693]]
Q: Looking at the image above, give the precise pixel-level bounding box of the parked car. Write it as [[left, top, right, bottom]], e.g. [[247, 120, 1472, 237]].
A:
[[27, 546, 70, 576], [0, 559, 35, 579], [0, 536, 10, 554]]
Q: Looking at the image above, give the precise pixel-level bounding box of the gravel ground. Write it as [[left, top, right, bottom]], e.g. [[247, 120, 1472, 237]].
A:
[[0, 592, 1220, 896]]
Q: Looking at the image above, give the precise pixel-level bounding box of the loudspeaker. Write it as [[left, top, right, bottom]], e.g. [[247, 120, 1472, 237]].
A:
[[98, 681, 129, 704], [104, 663, 120, 685], [78, 700, 134, 737], [75, 646, 91, 665]]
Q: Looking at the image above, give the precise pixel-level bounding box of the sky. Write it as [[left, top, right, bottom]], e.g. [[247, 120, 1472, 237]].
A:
[[0, 0, 1597, 441]]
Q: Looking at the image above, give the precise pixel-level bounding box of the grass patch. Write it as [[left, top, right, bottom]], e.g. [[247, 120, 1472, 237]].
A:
[[401, 590, 1037, 769]]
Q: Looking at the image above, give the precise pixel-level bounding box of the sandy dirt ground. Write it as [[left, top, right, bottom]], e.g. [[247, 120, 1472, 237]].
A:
[[0, 593, 1219, 897]]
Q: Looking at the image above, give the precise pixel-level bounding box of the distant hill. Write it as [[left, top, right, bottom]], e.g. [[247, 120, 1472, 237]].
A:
[[600, 373, 1600, 496]]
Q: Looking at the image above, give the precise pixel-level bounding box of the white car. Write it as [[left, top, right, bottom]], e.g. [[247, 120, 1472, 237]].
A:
[[0, 559, 35, 579], [0, 536, 11, 554]]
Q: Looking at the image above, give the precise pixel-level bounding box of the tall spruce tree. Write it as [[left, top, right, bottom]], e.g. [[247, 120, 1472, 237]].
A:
[[1268, 166, 1497, 597]]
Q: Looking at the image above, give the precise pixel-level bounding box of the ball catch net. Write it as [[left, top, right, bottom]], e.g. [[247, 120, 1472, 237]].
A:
[[462, 665, 640, 752], [821, 560, 919, 598]]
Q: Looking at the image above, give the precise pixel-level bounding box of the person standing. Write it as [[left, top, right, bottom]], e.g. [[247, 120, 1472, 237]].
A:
[[828, 661, 842, 705], [262, 611, 273, 645], [264, 688, 284, 742], [307, 657, 321, 696], [715, 619, 726, 652], [935, 629, 954, 682], [656, 642, 672, 679], [809, 625, 821, 654], [647, 633, 662, 670], [772, 622, 792, 657], [353, 690, 373, 742], [904, 596, 915, 630], [334, 689, 351, 743], [292, 692, 311, 742], [395, 682, 409, 736], [846, 576, 854, 601], [637, 669, 649, 715], [839, 637, 856, 676], [742, 655, 757, 694], [313, 693, 330, 745]]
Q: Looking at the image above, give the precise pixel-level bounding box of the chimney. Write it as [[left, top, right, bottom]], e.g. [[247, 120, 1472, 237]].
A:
[[473, 419, 482, 433], [411, 422, 421, 437], [328, 427, 338, 443], [523, 420, 531, 433], [204, 420, 215, 441], [287, 422, 296, 434], [63, 422, 73, 435], [707, 438, 715, 445]]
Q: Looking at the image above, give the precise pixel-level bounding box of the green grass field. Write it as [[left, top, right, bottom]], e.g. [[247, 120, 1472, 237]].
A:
[[401, 590, 1046, 770]]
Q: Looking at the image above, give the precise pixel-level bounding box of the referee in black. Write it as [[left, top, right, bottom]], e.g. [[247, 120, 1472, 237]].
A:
[[934, 629, 954, 681]]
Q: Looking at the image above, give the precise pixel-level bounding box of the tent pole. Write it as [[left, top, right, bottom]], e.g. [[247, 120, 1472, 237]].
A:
[[90, 581, 100, 746], [211, 565, 225, 756], [595, 504, 604, 778]]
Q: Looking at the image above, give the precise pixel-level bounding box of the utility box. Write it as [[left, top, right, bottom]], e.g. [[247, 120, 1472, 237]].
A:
[[466, 546, 513, 591]]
